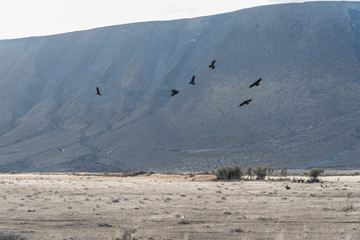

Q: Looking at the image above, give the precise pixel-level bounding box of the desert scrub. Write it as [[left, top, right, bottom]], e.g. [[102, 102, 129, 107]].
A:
[[267, 167, 274, 180], [0, 232, 26, 240], [245, 166, 253, 180], [122, 169, 146, 177], [115, 228, 137, 240], [344, 192, 354, 211], [253, 166, 267, 180], [308, 168, 324, 179], [215, 165, 243, 180], [280, 166, 288, 179]]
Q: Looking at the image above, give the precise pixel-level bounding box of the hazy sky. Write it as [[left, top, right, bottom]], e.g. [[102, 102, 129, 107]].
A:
[[0, 0, 356, 40]]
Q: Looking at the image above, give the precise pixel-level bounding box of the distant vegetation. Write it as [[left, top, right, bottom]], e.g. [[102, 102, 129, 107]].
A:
[[345, 192, 354, 211], [119, 166, 327, 182], [215, 165, 325, 182], [253, 166, 268, 180], [215, 165, 269, 180], [215, 165, 243, 180], [122, 169, 146, 177], [280, 166, 288, 179], [245, 166, 253, 180], [0, 232, 26, 240], [308, 168, 324, 179]]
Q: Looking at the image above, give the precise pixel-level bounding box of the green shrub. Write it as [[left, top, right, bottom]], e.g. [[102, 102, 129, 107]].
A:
[[215, 165, 243, 180], [308, 168, 324, 179], [253, 166, 267, 180], [267, 167, 274, 180], [245, 166, 253, 180]]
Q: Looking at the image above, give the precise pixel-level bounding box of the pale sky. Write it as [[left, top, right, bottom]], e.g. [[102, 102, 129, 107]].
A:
[[0, 0, 356, 40]]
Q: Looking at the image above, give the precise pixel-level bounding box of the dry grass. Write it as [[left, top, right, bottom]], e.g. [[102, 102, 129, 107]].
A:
[[0, 173, 359, 239]]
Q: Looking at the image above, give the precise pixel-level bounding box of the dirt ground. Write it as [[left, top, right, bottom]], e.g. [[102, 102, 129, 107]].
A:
[[0, 173, 359, 240]]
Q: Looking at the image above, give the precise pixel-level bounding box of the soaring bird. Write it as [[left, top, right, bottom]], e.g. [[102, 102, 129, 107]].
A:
[[96, 87, 102, 96], [249, 78, 262, 88], [189, 75, 195, 85], [209, 59, 216, 69], [171, 89, 179, 96], [239, 99, 252, 107]]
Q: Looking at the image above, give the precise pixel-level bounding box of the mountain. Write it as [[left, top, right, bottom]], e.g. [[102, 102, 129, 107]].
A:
[[1, 1, 360, 172]]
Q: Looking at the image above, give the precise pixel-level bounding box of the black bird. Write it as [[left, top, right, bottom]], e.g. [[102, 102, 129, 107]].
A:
[[285, 185, 291, 190], [171, 89, 179, 96], [209, 59, 216, 69], [239, 99, 252, 107], [96, 87, 102, 96], [189, 75, 195, 85], [249, 78, 262, 88]]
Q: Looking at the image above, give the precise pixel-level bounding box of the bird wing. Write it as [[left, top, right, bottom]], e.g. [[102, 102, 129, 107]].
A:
[[255, 78, 262, 85], [240, 99, 252, 106], [249, 78, 262, 88]]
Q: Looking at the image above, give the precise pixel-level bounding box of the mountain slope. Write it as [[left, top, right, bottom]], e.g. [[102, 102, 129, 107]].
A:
[[1, 2, 360, 172]]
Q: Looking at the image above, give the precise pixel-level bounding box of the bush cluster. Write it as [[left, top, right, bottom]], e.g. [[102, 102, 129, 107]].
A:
[[308, 168, 324, 179], [216, 165, 325, 182], [215, 165, 243, 180], [122, 169, 146, 177], [253, 166, 267, 180]]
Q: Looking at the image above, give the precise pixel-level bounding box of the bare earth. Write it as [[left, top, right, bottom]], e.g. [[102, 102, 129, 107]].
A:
[[0, 173, 359, 240]]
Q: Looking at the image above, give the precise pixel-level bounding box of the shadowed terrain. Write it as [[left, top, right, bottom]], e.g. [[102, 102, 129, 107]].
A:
[[1, 2, 360, 172]]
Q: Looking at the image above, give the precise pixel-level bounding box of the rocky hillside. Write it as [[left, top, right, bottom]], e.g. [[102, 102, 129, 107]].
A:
[[0, 2, 360, 172]]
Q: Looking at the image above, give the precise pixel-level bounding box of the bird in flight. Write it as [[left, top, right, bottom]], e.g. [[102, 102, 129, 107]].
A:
[[189, 75, 195, 85], [249, 78, 262, 88], [239, 99, 252, 107], [96, 87, 102, 96], [171, 89, 179, 96], [57, 148, 65, 152], [209, 59, 216, 69]]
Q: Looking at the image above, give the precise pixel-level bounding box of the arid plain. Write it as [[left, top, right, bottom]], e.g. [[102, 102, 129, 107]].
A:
[[0, 172, 359, 240]]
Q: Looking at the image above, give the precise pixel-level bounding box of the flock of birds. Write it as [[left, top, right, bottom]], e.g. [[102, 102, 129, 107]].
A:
[[96, 59, 263, 107], [169, 59, 262, 107], [57, 59, 262, 153]]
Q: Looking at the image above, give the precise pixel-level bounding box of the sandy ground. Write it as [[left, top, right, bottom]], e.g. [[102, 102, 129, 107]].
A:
[[0, 173, 359, 240]]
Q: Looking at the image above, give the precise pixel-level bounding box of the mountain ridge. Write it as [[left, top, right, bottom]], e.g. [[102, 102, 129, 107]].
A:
[[1, 1, 360, 172]]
